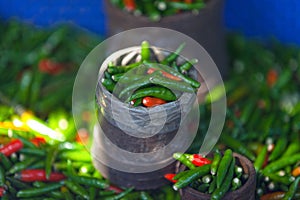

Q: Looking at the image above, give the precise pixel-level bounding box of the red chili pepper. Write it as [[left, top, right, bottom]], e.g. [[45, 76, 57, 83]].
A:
[[123, 0, 136, 11], [266, 69, 278, 87], [38, 59, 65, 75], [0, 187, 6, 197], [17, 169, 66, 182], [164, 173, 177, 183], [30, 137, 46, 147], [147, 68, 181, 81], [106, 185, 123, 194], [142, 97, 166, 107], [187, 154, 211, 167], [184, 0, 193, 4], [0, 139, 23, 157], [260, 191, 285, 200]]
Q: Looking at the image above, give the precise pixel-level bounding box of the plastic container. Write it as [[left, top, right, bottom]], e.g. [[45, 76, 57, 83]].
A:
[[178, 152, 256, 200], [92, 45, 200, 190], [104, 0, 228, 77]]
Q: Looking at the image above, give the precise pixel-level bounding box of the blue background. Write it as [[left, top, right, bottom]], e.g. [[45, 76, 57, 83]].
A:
[[0, 0, 299, 46]]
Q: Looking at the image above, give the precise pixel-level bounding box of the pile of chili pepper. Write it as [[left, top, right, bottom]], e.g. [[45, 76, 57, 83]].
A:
[[165, 149, 248, 200], [101, 41, 200, 107], [110, 0, 206, 21]]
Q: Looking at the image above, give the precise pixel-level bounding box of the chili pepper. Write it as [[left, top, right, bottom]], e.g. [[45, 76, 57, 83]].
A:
[[127, 86, 177, 102], [262, 154, 300, 175], [231, 177, 242, 191], [107, 62, 142, 74], [268, 137, 288, 162], [16, 169, 66, 182], [292, 166, 300, 177], [164, 173, 177, 183], [111, 73, 124, 82], [140, 191, 154, 200], [6, 176, 30, 189], [173, 164, 211, 190], [19, 148, 46, 156], [16, 182, 64, 198], [185, 154, 211, 167], [118, 72, 157, 99], [61, 186, 74, 200], [58, 150, 91, 162], [65, 180, 89, 200], [211, 157, 235, 200], [173, 152, 195, 169], [89, 187, 97, 200], [7, 157, 37, 174], [0, 166, 5, 187], [210, 150, 222, 175], [0, 153, 12, 170], [147, 68, 182, 81], [216, 149, 233, 188], [265, 173, 295, 185], [208, 176, 217, 194], [66, 173, 109, 189], [38, 59, 65, 75], [0, 139, 23, 156], [266, 69, 278, 87], [149, 73, 195, 93], [45, 146, 58, 179], [105, 185, 122, 194], [282, 142, 299, 157], [260, 191, 286, 200], [179, 58, 198, 73], [102, 78, 116, 93], [145, 62, 200, 88], [30, 137, 46, 147], [220, 133, 255, 161], [123, 0, 136, 11], [0, 187, 5, 197], [283, 176, 300, 200], [130, 97, 143, 107], [99, 190, 117, 197], [114, 74, 144, 84], [142, 96, 166, 107], [141, 41, 150, 61], [254, 145, 268, 172], [18, 69, 33, 106], [29, 160, 45, 169], [161, 43, 185, 65], [15, 135, 37, 149], [103, 187, 134, 200]]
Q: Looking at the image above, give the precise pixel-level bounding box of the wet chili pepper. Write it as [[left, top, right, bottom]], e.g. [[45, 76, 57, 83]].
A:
[[0, 139, 23, 156], [127, 86, 177, 102], [210, 150, 221, 175]]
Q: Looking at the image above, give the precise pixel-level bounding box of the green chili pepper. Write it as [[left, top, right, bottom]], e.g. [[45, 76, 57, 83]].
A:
[[65, 180, 89, 200], [45, 146, 58, 179], [107, 62, 142, 74], [16, 182, 64, 198], [102, 78, 116, 93], [254, 145, 268, 172], [269, 137, 288, 162], [126, 86, 177, 102], [6, 176, 31, 189], [212, 157, 235, 200], [0, 165, 5, 187], [208, 176, 217, 194], [281, 142, 299, 157], [7, 157, 37, 174], [216, 149, 233, 188], [98, 190, 116, 197], [140, 191, 153, 200], [61, 186, 74, 200], [167, 2, 205, 10], [103, 187, 134, 200], [231, 177, 242, 191], [66, 173, 109, 189], [173, 152, 195, 170], [18, 70, 33, 106], [141, 41, 151, 61], [266, 174, 295, 185], [173, 164, 211, 190], [89, 187, 97, 200], [115, 74, 144, 84], [58, 150, 91, 162], [19, 148, 46, 156], [179, 58, 198, 73], [211, 149, 222, 175], [0, 153, 12, 170], [197, 183, 210, 193], [150, 74, 195, 93], [283, 176, 300, 200], [220, 133, 255, 161], [29, 160, 45, 169], [173, 170, 190, 180], [262, 153, 300, 175], [161, 43, 185, 65], [104, 71, 112, 79]]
